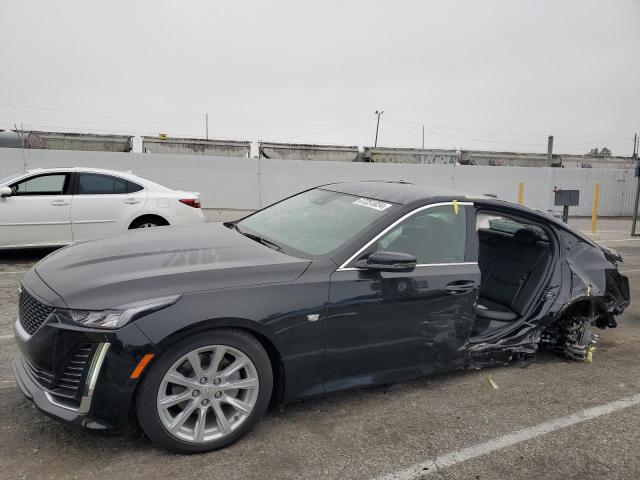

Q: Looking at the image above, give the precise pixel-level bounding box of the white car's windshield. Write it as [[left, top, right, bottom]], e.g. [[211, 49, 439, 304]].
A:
[[237, 188, 399, 257], [0, 172, 24, 186]]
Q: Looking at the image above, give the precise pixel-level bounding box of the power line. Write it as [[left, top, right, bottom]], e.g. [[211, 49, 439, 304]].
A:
[[0, 104, 360, 130], [385, 117, 633, 138], [273, 118, 375, 143], [384, 119, 634, 148]]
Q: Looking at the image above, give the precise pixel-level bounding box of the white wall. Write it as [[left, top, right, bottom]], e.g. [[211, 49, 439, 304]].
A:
[[0, 148, 636, 216]]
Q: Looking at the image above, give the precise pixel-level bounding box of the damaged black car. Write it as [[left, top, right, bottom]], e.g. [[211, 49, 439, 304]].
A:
[[12, 181, 630, 453]]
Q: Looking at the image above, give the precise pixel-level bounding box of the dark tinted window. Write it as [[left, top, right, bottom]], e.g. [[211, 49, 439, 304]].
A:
[[78, 173, 128, 195], [127, 181, 143, 193], [11, 174, 68, 196], [372, 204, 467, 264]]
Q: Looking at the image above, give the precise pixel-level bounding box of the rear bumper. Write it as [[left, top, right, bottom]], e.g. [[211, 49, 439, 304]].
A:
[[170, 211, 206, 226]]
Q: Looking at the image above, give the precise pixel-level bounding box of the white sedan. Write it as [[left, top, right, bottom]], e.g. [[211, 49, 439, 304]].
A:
[[0, 167, 205, 249]]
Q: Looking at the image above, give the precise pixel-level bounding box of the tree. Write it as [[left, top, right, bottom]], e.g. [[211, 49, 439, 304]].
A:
[[586, 147, 612, 157]]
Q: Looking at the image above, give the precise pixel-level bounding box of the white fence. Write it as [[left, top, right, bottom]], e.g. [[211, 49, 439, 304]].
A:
[[0, 148, 637, 216]]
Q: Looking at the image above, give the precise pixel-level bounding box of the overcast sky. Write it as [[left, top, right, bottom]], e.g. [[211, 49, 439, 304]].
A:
[[1, 0, 639, 155]]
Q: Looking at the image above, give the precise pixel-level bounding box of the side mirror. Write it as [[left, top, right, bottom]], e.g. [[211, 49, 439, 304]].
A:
[[0, 186, 13, 198], [354, 251, 417, 273]]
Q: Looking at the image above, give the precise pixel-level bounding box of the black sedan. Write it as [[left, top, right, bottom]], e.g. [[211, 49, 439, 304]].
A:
[[11, 181, 630, 452]]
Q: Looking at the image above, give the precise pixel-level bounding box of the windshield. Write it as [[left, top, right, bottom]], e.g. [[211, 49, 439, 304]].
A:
[[0, 172, 24, 186], [237, 188, 399, 257]]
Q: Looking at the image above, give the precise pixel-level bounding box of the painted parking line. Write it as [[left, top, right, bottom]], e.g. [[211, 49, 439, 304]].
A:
[[375, 393, 640, 480], [599, 238, 640, 243]]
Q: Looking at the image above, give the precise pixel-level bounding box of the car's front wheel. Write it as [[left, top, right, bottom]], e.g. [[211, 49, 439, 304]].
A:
[[136, 329, 273, 453]]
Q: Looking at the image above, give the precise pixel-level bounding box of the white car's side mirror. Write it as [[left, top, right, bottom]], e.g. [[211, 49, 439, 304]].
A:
[[0, 186, 13, 198]]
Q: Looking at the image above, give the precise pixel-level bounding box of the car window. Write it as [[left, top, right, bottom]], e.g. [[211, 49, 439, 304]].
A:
[[477, 213, 546, 239], [127, 181, 143, 193], [371, 204, 467, 264], [11, 174, 68, 196], [238, 188, 400, 257], [78, 173, 128, 195]]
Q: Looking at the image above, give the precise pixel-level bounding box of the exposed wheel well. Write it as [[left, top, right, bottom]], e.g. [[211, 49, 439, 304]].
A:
[[558, 298, 607, 323], [540, 298, 609, 361], [129, 214, 169, 229]]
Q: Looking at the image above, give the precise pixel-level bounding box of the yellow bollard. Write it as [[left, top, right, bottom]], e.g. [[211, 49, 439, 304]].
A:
[[591, 183, 600, 233], [517, 182, 524, 205]]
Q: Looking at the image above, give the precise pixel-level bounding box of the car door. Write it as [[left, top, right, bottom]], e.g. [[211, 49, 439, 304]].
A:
[[324, 202, 480, 393], [0, 172, 73, 247], [71, 172, 147, 241]]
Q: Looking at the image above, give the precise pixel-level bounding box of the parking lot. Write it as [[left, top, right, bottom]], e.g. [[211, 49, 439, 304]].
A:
[[1, 214, 639, 480]]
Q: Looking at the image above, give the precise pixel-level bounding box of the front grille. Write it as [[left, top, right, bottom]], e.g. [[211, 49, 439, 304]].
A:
[[24, 343, 96, 402], [18, 288, 54, 336]]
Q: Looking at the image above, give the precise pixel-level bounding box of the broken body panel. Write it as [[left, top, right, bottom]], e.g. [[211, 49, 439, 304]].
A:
[[466, 200, 630, 368]]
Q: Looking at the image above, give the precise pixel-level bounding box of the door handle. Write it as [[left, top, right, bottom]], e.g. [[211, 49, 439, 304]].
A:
[[124, 198, 141, 205], [50, 200, 69, 206], [445, 281, 476, 294]]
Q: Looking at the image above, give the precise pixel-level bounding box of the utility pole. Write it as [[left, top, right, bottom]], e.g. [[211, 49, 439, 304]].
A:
[[422, 125, 425, 149], [205, 113, 209, 140], [547, 135, 554, 166], [374, 110, 383, 147]]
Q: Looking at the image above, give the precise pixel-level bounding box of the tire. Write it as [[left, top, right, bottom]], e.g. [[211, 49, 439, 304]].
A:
[[136, 329, 273, 453], [129, 217, 166, 229]]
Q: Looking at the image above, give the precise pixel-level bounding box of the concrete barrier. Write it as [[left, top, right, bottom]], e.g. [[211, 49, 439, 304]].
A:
[[0, 148, 636, 216]]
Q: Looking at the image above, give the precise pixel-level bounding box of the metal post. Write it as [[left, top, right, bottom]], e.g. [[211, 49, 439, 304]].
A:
[[374, 110, 383, 147], [632, 137, 640, 236], [547, 136, 554, 166], [517, 182, 524, 204], [632, 175, 640, 236], [205, 113, 209, 140], [422, 125, 425, 149], [591, 183, 600, 234], [562, 205, 569, 223]]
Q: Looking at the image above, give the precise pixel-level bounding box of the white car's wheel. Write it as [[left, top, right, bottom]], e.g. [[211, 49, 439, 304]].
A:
[[129, 217, 167, 229]]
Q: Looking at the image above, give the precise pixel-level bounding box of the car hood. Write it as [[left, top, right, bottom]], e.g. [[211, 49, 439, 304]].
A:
[[34, 222, 311, 310]]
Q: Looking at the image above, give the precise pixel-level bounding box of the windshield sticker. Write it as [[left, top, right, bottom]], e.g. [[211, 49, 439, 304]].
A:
[[352, 198, 392, 211]]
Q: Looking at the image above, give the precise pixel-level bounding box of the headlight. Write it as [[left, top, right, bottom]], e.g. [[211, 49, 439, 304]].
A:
[[53, 295, 180, 330]]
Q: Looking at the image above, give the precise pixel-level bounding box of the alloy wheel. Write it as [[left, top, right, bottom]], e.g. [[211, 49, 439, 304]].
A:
[[156, 345, 260, 443]]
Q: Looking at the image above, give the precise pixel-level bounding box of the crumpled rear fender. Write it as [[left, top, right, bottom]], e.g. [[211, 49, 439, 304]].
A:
[[561, 230, 630, 322]]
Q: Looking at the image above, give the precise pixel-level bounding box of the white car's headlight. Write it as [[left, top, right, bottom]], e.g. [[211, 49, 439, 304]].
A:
[[53, 295, 180, 330]]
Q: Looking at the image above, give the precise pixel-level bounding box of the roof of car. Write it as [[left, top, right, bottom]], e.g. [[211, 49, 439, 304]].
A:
[[321, 181, 600, 247], [321, 181, 487, 205]]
